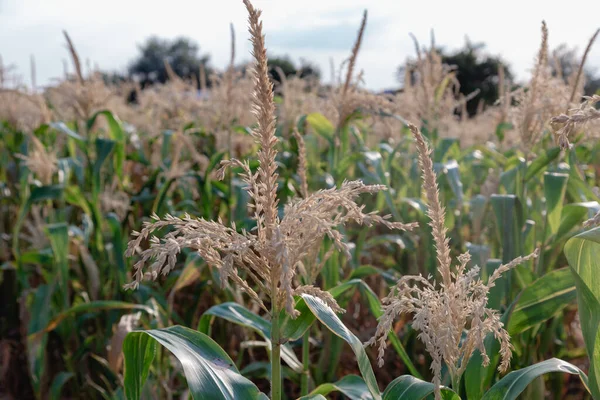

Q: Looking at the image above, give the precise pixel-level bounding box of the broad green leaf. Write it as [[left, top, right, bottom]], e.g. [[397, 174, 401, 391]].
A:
[[198, 302, 302, 372], [301, 294, 381, 400], [280, 279, 419, 378], [383, 375, 460, 400], [123, 326, 264, 400], [280, 278, 369, 342], [64, 185, 93, 217], [93, 138, 116, 196], [564, 227, 600, 399], [434, 138, 460, 163], [123, 330, 157, 400], [555, 202, 600, 242], [27, 284, 53, 398], [525, 147, 560, 181], [491, 194, 523, 262], [332, 279, 420, 377], [88, 110, 126, 181], [50, 121, 85, 143], [46, 223, 69, 307], [302, 375, 373, 400], [543, 172, 569, 237], [485, 259, 505, 309], [306, 113, 334, 142], [499, 161, 524, 197], [470, 194, 488, 237], [507, 268, 576, 335], [50, 372, 74, 400], [443, 160, 463, 205], [481, 358, 589, 400], [152, 177, 177, 215], [348, 265, 396, 285]]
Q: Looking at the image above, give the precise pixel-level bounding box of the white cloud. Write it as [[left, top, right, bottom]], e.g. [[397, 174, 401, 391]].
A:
[[1, 0, 598, 91]]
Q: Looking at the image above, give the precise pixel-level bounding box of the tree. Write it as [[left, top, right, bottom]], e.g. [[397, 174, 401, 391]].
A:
[[266, 56, 320, 85], [398, 39, 513, 117], [128, 37, 211, 88], [550, 44, 600, 96]]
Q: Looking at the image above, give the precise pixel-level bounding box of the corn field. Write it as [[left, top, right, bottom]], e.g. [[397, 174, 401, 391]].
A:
[[1, 2, 600, 399]]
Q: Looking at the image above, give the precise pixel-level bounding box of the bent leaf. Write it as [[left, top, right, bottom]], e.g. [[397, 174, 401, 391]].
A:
[[198, 302, 302, 372], [301, 294, 381, 400], [383, 375, 460, 400], [564, 227, 600, 399], [302, 375, 373, 400], [123, 325, 265, 400], [481, 358, 589, 400], [507, 268, 576, 335]]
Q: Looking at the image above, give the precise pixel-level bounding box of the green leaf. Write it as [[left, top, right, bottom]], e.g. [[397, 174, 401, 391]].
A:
[[564, 227, 600, 399], [306, 113, 334, 142], [481, 358, 589, 400], [152, 177, 177, 215], [491, 194, 523, 262], [50, 372, 74, 400], [302, 375, 373, 400], [543, 172, 569, 237], [93, 138, 116, 196], [443, 160, 463, 205], [525, 147, 560, 181], [383, 375, 460, 400], [50, 121, 86, 143], [495, 122, 512, 143], [332, 279, 420, 377], [279, 279, 420, 378], [123, 326, 264, 400], [46, 223, 70, 306], [499, 161, 524, 196], [123, 330, 157, 400], [555, 202, 600, 242], [301, 294, 381, 400], [88, 110, 126, 181], [27, 284, 53, 398], [507, 268, 576, 335], [198, 302, 302, 372]]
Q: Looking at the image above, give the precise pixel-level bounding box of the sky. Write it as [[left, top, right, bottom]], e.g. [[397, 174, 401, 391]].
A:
[[1, 0, 599, 91]]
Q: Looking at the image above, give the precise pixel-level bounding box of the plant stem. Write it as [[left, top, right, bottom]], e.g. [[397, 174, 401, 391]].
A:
[[451, 372, 461, 395], [270, 297, 282, 400], [300, 330, 310, 396]]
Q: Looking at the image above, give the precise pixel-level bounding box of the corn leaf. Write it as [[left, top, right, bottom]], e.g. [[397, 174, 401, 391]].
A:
[[123, 326, 265, 400], [481, 358, 589, 400], [507, 267, 576, 335], [383, 375, 460, 400], [300, 375, 373, 400], [301, 294, 382, 400], [564, 227, 600, 399]]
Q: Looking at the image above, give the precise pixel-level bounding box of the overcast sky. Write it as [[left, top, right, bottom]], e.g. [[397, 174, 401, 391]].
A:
[[1, 0, 599, 91]]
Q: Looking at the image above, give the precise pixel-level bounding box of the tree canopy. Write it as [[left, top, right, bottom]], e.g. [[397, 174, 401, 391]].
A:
[[267, 56, 320, 85], [398, 39, 513, 117], [128, 36, 211, 88]]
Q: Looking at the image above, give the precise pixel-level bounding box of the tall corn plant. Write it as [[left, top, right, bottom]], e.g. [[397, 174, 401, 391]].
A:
[[122, 2, 416, 399]]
